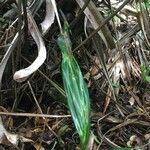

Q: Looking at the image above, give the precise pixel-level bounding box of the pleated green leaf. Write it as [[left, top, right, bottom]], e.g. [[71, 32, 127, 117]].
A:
[[57, 22, 90, 149]]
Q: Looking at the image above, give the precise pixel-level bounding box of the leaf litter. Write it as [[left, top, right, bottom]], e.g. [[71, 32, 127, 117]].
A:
[[0, 0, 150, 149]]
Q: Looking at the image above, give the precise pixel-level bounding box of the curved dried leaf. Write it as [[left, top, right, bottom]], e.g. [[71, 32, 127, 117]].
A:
[[13, 10, 46, 82]]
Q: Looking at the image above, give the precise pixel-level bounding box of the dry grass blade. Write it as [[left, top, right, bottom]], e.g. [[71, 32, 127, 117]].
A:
[[92, 33, 124, 116], [75, 0, 115, 49], [137, 0, 150, 47], [29, 0, 44, 16], [51, 0, 62, 31], [0, 33, 19, 88], [74, 0, 131, 51], [0, 112, 71, 118], [21, 56, 66, 97]]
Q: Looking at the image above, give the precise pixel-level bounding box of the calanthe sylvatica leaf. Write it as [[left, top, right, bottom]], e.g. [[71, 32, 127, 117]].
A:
[[57, 22, 90, 149]]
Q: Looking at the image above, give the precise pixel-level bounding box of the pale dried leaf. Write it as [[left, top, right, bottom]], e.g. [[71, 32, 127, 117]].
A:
[[0, 117, 19, 145], [0, 33, 18, 87], [129, 97, 135, 106], [40, 0, 55, 35], [13, 10, 46, 82], [51, 0, 62, 30]]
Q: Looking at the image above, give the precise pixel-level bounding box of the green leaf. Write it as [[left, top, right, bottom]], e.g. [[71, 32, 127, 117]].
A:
[[57, 22, 90, 149], [145, 76, 150, 82], [140, 65, 150, 82], [112, 83, 120, 88], [144, 0, 150, 10]]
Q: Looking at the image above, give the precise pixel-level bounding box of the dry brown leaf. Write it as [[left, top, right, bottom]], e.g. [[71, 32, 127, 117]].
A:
[[103, 87, 112, 114]]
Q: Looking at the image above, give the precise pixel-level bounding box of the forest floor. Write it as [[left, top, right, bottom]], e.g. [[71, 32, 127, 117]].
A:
[[0, 0, 150, 149]]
